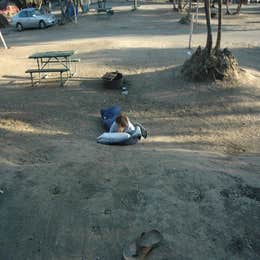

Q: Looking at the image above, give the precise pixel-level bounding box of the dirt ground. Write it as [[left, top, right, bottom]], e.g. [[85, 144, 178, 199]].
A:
[[0, 2, 260, 259]]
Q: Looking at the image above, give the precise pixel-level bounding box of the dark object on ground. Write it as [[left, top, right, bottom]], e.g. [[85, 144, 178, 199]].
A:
[[102, 71, 123, 89], [50, 185, 61, 195], [106, 9, 114, 15], [211, 12, 217, 18], [182, 46, 239, 81], [123, 230, 163, 259], [0, 14, 9, 28], [179, 15, 191, 25], [97, 7, 114, 15]]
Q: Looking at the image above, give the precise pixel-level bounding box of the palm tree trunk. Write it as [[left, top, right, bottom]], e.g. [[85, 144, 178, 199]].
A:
[[215, 0, 222, 51], [204, 0, 212, 54]]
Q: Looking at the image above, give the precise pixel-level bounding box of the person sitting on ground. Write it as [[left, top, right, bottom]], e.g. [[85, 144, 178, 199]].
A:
[[109, 114, 147, 138], [109, 114, 134, 133]]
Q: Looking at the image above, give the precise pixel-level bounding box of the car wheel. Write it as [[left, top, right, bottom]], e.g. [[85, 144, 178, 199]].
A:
[[16, 23, 23, 32], [39, 20, 46, 29]]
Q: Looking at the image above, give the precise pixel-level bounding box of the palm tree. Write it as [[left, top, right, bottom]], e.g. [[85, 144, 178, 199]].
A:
[[182, 0, 239, 81]]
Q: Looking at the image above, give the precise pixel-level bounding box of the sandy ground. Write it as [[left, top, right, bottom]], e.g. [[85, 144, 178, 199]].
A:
[[0, 2, 260, 259]]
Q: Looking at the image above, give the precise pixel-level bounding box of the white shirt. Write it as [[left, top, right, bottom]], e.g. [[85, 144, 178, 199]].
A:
[[109, 117, 135, 133]]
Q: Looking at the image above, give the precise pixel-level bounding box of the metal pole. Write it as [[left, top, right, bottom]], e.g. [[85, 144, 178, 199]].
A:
[[188, 14, 194, 49], [0, 30, 8, 49]]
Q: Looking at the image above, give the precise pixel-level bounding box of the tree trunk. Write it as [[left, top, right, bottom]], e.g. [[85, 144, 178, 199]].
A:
[[133, 0, 138, 10], [233, 0, 242, 15], [79, 0, 84, 13], [187, 0, 192, 18], [59, 0, 65, 18], [172, 0, 178, 11], [13, 0, 27, 9], [178, 0, 183, 12], [204, 0, 212, 54], [215, 0, 222, 51], [225, 0, 231, 15], [72, 0, 77, 24]]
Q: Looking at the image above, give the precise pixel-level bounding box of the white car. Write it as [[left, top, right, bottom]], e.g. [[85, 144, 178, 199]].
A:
[[10, 8, 56, 32]]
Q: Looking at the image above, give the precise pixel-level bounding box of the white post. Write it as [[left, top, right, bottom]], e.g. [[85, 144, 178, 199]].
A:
[[188, 14, 194, 49], [196, 0, 199, 24], [0, 30, 8, 49], [74, 10, 77, 24]]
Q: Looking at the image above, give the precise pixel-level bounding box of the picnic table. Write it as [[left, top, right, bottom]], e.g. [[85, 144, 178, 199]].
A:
[[26, 50, 80, 87]]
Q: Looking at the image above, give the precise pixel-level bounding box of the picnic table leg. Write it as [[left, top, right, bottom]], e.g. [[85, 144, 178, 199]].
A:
[[66, 57, 72, 78], [74, 62, 77, 76], [60, 71, 63, 87], [69, 58, 72, 77], [30, 72, 34, 87], [36, 58, 41, 81], [36, 58, 44, 83], [37, 58, 40, 70]]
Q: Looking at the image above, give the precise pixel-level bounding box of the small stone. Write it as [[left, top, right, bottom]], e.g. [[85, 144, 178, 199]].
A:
[[104, 209, 111, 215], [50, 185, 60, 195]]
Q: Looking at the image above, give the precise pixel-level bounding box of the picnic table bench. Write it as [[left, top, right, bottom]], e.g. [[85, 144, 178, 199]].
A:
[[25, 68, 69, 87], [26, 50, 80, 87]]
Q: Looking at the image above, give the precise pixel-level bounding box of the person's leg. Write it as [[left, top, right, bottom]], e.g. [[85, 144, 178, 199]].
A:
[[130, 125, 142, 140], [134, 123, 147, 138]]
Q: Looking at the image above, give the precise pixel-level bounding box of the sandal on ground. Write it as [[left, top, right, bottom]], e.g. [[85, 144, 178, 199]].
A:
[[122, 230, 163, 260]]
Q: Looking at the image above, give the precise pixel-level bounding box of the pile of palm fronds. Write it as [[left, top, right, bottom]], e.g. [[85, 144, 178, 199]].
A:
[[182, 46, 239, 81]]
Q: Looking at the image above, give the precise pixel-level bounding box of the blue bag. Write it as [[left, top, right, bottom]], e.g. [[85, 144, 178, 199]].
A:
[[100, 106, 122, 131]]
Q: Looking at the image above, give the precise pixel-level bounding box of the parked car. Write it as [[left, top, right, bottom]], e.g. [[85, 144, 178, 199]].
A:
[[10, 8, 56, 32]]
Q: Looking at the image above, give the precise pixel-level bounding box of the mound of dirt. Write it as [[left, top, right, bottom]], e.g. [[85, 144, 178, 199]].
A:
[[0, 14, 9, 28], [182, 46, 240, 81]]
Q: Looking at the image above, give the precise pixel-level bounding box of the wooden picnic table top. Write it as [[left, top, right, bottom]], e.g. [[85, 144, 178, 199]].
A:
[[28, 50, 76, 59]]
